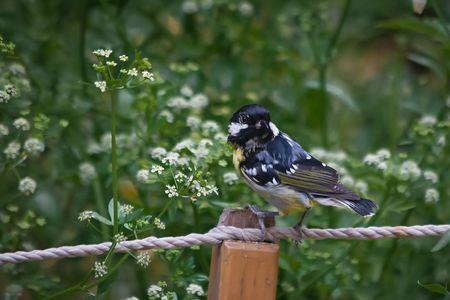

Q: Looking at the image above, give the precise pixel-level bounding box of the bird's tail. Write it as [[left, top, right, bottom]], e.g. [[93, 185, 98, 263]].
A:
[[337, 198, 378, 217]]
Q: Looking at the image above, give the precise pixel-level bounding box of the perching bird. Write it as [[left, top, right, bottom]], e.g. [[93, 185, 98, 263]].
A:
[[227, 104, 377, 238]]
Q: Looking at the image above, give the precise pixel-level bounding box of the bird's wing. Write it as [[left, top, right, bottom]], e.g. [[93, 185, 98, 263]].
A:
[[266, 133, 360, 200], [275, 158, 360, 200]]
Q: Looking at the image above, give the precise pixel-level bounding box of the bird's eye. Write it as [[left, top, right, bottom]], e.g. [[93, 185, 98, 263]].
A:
[[240, 114, 249, 123]]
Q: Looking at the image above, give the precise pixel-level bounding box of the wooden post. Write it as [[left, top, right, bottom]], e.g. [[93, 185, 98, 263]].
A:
[[207, 208, 279, 300]]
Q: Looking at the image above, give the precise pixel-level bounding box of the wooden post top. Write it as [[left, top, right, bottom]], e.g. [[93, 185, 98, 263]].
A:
[[217, 208, 276, 229]]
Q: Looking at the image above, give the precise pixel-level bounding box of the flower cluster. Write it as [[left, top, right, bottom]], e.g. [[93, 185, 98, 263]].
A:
[[186, 283, 205, 296], [92, 49, 155, 93], [93, 261, 108, 278], [136, 251, 151, 268], [147, 281, 174, 300], [78, 210, 95, 221], [18, 177, 37, 195], [79, 162, 97, 184]]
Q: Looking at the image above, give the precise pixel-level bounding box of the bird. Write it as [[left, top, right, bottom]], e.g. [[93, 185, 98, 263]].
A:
[[227, 103, 377, 240]]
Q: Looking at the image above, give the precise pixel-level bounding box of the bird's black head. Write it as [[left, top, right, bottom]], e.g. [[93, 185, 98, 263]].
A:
[[227, 104, 279, 149]]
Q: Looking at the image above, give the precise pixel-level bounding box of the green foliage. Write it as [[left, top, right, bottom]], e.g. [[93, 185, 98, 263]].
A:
[[1, 1, 450, 299]]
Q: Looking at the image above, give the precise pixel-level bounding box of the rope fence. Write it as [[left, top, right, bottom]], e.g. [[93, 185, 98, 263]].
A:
[[1, 224, 449, 265]]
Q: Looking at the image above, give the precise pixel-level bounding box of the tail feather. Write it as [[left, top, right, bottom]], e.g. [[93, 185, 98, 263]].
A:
[[338, 198, 378, 217]]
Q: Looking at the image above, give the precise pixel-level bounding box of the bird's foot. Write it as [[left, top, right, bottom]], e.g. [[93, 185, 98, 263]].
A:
[[246, 204, 278, 237], [292, 224, 304, 245]]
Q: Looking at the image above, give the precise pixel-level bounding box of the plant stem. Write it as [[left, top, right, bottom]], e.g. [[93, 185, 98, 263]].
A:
[[111, 91, 119, 236]]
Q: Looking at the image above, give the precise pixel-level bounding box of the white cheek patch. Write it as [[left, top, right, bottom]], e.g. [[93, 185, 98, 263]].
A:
[[269, 122, 280, 136], [228, 122, 248, 136]]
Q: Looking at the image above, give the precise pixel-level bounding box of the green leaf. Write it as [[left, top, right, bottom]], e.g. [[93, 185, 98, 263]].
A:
[[380, 18, 448, 42], [305, 81, 359, 112], [407, 53, 445, 80], [108, 198, 114, 222], [118, 208, 145, 225], [417, 280, 449, 295], [389, 202, 416, 213], [431, 229, 450, 252], [91, 212, 113, 226]]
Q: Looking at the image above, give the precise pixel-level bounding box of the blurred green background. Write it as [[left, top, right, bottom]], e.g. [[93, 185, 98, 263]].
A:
[[0, 0, 449, 299]]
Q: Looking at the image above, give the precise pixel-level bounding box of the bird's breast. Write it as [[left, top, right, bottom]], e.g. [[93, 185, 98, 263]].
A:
[[232, 148, 245, 171]]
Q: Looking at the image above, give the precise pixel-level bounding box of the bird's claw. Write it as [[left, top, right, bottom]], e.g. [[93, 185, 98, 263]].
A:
[[293, 224, 304, 245], [246, 204, 278, 238]]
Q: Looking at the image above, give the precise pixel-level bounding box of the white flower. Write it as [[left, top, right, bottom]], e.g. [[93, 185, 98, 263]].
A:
[[419, 115, 437, 126], [114, 232, 127, 243], [151, 147, 167, 160], [189, 93, 209, 109], [310, 148, 327, 160], [437, 135, 446, 146], [174, 138, 195, 151], [355, 180, 368, 195], [214, 132, 227, 142], [186, 283, 204, 296], [127, 68, 138, 77], [13, 118, 30, 131], [4, 84, 17, 97], [120, 204, 134, 215], [100, 133, 112, 151], [182, 0, 198, 13], [142, 70, 155, 81], [154, 217, 166, 230], [363, 154, 379, 165], [165, 185, 179, 198], [120, 69, 128, 73], [167, 96, 190, 109], [18, 177, 37, 195], [87, 141, 103, 154], [106, 60, 117, 66], [180, 85, 193, 97], [78, 210, 95, 221], [187, 116, 201, 128], [0, 90, 10, 103], [136, 251, 151, 268], [119, 55, 129, 62], [94, 81, 107, 92], [92, 49, 112, 57], [376, 149, 391, 160], [136, 169, 150, 183], [150, 165, 164, 175], [423, 170, 438, 184], [341, 176, 355, 187], [425, 188, 439, 203], [174, 172, 187, 183], [363, 149, 390, 171], [195, 184, 219, 197], [147, 285, 163, 297], [79, 162, 97, 184], [162, 151, 180, 165], [93, 261, 108, 278], [178, 156, 190, 166], [159, 110, 174, 123], [202, 120, 220, 134], [223, 172, 239, 185], [125, 297, 139, 300], [238, 2, 254, 15], [24, 138, 45, 156], [4, 141, 21, 159], [399, 160, 421, 180], [0, 124, 9, 136]]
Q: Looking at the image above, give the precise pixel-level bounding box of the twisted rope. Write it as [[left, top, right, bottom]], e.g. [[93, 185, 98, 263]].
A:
[[0, 224, 448, 265]]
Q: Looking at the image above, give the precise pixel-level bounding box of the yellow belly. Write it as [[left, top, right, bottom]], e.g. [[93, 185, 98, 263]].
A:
[[232, 148, 245, 171]]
